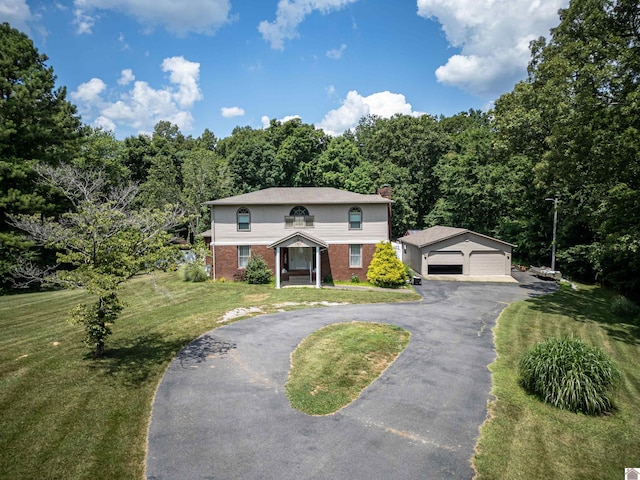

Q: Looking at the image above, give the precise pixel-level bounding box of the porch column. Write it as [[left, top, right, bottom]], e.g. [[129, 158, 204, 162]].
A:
[[315, 246, 321, 288], [275, 247, 281, 289]]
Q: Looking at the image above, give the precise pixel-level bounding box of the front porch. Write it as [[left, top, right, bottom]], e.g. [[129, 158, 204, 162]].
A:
[[269, 232, 328, 289]]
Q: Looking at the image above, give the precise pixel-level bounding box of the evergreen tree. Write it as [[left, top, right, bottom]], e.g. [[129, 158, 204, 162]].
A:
[[0, 23, 82, 284], [367, 242, 406, 288]]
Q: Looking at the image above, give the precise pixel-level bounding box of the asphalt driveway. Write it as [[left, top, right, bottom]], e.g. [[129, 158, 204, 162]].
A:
[[146, 272, 556, 480]]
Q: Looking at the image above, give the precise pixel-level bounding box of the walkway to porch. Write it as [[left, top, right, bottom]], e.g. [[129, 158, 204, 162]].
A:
[[280, 271, 318, 287]]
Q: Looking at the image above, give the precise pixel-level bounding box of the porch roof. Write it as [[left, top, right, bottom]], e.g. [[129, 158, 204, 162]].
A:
[[268, 231, 328, 250]]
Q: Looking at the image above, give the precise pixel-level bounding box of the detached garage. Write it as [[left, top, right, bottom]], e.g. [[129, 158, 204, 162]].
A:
[[400, 226, 514, 278]]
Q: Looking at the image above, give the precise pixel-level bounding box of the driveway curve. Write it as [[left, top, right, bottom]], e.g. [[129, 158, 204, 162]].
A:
[[146, 272, 556, 480]]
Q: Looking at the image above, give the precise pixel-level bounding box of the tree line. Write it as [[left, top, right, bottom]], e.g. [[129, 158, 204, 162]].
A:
[[1, 0, 638, 300]]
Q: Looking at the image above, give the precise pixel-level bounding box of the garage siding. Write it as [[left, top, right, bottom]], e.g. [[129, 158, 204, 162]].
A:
[[401, 229, 513, 277]]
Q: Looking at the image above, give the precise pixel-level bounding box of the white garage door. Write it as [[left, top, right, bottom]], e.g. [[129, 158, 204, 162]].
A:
[[428, 251, 463, 264], [469, 251, 505, 275], [427, 251, 463, 274]]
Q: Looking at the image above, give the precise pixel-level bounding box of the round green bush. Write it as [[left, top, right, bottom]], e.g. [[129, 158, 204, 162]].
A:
[[245, 254, 272, 284], [519, 337, 621, 415]]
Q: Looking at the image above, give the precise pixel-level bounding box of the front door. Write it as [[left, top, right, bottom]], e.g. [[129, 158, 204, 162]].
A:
[[289, 247, 311, 271]]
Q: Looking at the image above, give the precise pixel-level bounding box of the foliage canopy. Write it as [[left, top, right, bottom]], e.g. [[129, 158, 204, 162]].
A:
[[2, 5, 640, 301]]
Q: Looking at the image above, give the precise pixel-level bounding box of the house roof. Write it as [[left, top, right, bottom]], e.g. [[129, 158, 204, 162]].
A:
[[203, 187, 393, 206], [399, 226, 516, 248]]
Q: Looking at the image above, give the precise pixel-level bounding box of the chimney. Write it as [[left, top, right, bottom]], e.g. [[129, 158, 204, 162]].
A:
[[377, 184, 392, 200], [377, 185, 393, 240]]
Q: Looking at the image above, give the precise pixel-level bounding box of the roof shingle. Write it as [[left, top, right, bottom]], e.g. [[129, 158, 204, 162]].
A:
[[203, 187, 393, 206], [400, 226, 515, 248]]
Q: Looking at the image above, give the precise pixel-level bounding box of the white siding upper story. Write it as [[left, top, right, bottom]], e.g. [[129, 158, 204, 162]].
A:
[[210, 203, 389, 245]]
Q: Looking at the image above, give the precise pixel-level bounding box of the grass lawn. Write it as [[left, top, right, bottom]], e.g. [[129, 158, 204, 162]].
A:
[[0, 272, 419, 480], [473, 283, 640, 479], [286, 322, 410, 415]]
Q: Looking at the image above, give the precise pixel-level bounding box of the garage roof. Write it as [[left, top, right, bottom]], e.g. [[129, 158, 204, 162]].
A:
[[399, 226, 516, 248]]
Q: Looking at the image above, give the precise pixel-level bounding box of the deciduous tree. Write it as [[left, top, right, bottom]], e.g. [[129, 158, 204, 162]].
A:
[[9, 165, 182, 357]]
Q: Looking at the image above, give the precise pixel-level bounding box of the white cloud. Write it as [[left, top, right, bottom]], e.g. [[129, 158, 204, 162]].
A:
[[417, 0, 568, 96], [94, 115, 116, 132], [73, 0, 232, 35], [118, 32, 130, 50], [318, 90, 424, 136], [261, 114, 302, 128], [0, 0, 33, 33], [281, 115, 302, 123], [221, 106, 245, 118], [326, 43, 347, 59], [259, 0, 359, 50], [71, 77, 107, 104], [73, 7, 94, 34], [71, 58, 202, 134], [161, 56, 202, 108], [117, 69, 135, 86]]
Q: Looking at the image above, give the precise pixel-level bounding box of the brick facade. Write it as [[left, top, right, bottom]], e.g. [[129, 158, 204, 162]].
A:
[[209, 242, 376, 282], [322, 244, 376, 282], [211, 245, 276, 281]]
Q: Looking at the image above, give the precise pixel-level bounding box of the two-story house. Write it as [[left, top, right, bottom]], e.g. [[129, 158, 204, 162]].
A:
[[202, 187, 393, 288]]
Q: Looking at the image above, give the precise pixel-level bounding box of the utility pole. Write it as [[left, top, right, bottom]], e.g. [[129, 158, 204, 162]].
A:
[[545, 197, 559, 271]]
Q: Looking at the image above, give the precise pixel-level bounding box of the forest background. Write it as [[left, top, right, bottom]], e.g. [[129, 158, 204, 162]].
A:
[[1, 0, 639, 301]]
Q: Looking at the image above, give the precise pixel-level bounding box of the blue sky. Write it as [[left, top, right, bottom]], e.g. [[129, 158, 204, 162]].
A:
[[2, 0, 568, 139]]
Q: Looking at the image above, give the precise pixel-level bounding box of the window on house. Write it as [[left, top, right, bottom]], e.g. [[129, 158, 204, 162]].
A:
[[349, 207, 362, 230], [285, 206, 314, 228], [237, 208, 251, 231], [238, 245, 251, 268], [349, 244, 362, 268]]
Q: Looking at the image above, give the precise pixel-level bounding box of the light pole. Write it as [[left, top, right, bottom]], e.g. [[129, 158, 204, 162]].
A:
[[545, 197, 559, 271]]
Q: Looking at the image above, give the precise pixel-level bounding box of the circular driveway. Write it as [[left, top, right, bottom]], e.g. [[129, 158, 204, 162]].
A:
[[146, 273, 555, 480]]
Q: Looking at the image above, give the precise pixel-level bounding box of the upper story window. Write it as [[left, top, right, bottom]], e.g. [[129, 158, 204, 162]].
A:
[[349, 206, 362, 230], [237, 207, 251, 231], [285, 206, 314, 228]]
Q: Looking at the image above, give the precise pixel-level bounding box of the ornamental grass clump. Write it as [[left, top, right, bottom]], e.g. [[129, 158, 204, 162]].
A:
[[179, 262, 208, 282], [519, 337, 621, 415], [610, 295, 640, 321]]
